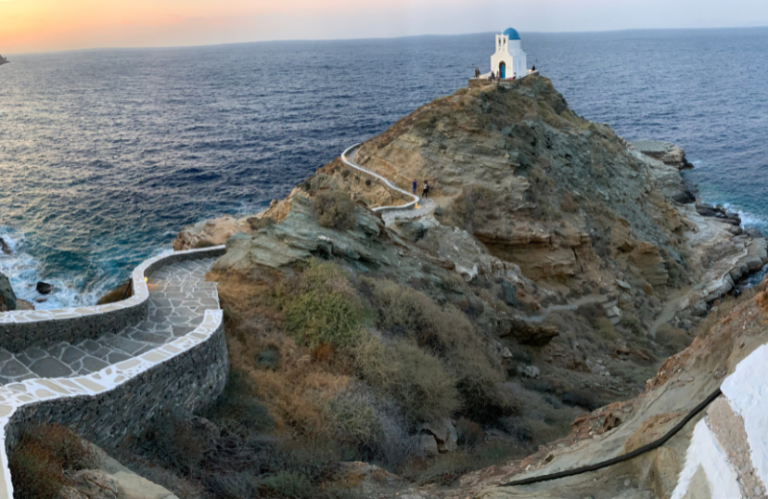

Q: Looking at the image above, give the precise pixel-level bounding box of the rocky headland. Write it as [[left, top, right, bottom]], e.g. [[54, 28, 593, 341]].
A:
[[155, 74, 768, 497]]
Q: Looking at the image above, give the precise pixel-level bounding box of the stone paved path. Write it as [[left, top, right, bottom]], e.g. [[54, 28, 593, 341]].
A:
[[0, 258, 217, 384]]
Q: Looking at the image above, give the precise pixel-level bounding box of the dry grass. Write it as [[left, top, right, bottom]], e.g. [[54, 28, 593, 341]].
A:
[[215, 265, 352, 439]]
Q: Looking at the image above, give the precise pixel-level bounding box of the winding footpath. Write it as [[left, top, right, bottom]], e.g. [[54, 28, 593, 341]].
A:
[[0, 246, 227, 498], [341, 144, 436, 224]]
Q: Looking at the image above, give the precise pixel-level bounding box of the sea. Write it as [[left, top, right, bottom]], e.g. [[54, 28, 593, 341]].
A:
[[1, 28, 767, 308]]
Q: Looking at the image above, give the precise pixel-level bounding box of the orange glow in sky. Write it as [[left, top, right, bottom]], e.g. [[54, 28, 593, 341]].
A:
[[1, 0, 767, 54]]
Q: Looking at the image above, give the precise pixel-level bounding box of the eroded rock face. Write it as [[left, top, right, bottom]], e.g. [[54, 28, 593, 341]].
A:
[[172, 215, 246, 251], [0, 272, 17, 312]]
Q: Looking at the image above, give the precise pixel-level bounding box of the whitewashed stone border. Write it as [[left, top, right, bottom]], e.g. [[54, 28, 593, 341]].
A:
[[0, 246, 229, 498], [0, 246, 226, 352], [341, 144, 421, 214]]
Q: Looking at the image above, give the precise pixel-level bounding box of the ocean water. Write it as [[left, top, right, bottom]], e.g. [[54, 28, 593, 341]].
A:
[[1, 29, 767, 308]]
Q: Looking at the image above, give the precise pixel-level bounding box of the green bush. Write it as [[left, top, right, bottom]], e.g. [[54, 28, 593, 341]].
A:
[[353, 336, 459, 424], [283, 261, 368, 349], [285, 291, 365, 349], [314, 190, 356, 230]]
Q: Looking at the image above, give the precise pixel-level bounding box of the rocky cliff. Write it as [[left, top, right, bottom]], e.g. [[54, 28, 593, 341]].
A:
[[170, 75, 768, 497]]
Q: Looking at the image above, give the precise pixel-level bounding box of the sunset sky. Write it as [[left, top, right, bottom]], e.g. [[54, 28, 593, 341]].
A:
[[2, 0, 767, 54]]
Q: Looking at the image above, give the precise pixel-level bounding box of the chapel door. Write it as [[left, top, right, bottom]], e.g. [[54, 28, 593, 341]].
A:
[[499, 62, 506, 79]]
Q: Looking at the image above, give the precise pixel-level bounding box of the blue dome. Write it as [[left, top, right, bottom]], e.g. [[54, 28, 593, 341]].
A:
[[503, 28, 521, 40]]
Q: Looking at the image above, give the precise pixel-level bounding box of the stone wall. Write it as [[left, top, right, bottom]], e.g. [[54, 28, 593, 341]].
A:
[[0, 247, 226, 353], [4, 314, 228, 451]]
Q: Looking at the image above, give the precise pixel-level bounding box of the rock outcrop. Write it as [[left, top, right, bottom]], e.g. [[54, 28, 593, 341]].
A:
[[631, 139, 694, 170], [0, 273, 17, 312], [62, 442, 180, 499]]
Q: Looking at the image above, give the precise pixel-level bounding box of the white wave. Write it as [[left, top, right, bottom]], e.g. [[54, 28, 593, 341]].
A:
[[721, 203, 768, 230], [0, 227, 111, 311]]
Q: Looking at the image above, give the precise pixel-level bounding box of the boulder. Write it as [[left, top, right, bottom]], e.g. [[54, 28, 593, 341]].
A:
[[518, 364, 541, 378], [70, 470, 119, 499], [36, 281, 53, 295], [501, 281, 517, 306], [631, 139, 694, 170], [419, 418, 459, 453], [419, 434, 439, 456], [502, 319, 559, 346], [0, 273, 17, 311]]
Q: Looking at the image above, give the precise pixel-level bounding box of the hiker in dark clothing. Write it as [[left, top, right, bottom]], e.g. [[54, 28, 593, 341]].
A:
[[422, 180, 430, 198], [412, 179, 417, 194]]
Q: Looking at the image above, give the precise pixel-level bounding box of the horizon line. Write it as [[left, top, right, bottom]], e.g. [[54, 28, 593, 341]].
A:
[[5, 24, 768, 57]]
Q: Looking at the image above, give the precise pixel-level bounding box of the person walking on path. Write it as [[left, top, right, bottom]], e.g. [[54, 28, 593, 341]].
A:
[[422, 180, 430, 198], [412, 179, 417, 195]]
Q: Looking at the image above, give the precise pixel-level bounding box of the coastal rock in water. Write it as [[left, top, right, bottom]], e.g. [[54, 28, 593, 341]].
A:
[[631, 139, 694, 170], [0, 237, 11, 255], [0, 273, 17, 311], [36, 281, 53, 295]]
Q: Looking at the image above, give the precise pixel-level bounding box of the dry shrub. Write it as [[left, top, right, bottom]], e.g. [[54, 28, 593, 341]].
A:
[[619, 314, 645, 336], [10, 424, 96, 499], [353, 336, 459, 424], [314, 190, 356, 230], [695, 289, 757, 339], [560, 192, 579, 213], [595, 317, 619, 341], [455, 418, 484, 449], [576, 303, 606, 329], [258, 471, 314, 498], [655, 323, 691, 354], [364, 279, 513, 423], [443, 185, 498, 232], [326, 385, 417, 468], [560, 389, 602, 411]]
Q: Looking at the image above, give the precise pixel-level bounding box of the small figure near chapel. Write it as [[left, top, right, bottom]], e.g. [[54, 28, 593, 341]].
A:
[[422, 180, 430, 198], [474, 67, 481, 78], [412, 179, 417, 195]]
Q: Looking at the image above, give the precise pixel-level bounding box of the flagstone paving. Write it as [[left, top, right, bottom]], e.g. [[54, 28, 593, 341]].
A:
[[0, 258, 218, 384]]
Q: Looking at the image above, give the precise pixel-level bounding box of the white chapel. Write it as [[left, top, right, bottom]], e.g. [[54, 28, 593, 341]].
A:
[[490, 28, 528, 79]]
